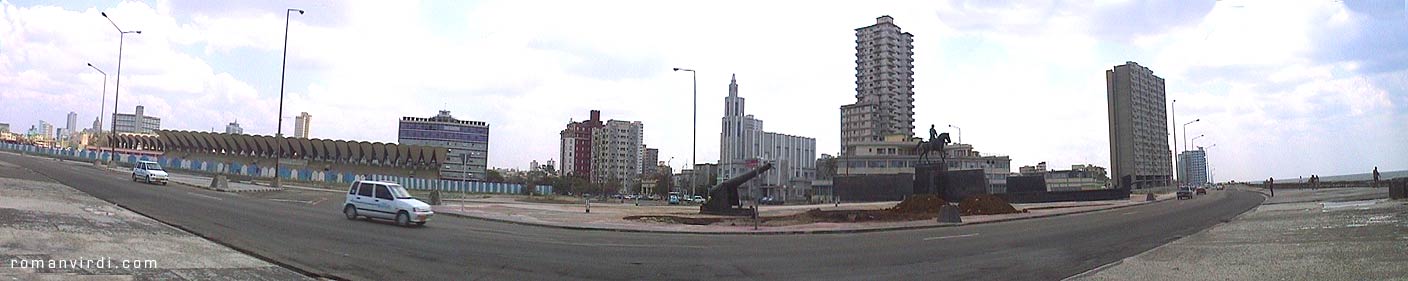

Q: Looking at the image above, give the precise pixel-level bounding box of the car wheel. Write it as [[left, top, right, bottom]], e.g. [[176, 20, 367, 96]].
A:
[[396, 211, 410, 226], [344, 205, 358, 220], [145, 175, 152, 183], [415, 221, 426, 226]]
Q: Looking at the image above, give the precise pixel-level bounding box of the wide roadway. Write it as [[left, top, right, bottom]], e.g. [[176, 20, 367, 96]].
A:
[[3, 153, 1264, 280]]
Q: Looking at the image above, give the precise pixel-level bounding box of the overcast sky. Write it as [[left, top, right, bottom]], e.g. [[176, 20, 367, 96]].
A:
[[2, 0, 1405, 181]]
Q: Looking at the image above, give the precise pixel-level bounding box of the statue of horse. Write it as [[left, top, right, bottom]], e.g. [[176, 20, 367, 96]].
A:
[[914, 132, 952, 163]]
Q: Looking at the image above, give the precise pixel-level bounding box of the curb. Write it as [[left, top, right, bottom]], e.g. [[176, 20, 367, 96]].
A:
[[169, 179, 283, 193], [436, 197, 1173, 235]]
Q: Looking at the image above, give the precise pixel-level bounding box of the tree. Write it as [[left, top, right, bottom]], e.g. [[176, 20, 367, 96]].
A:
[[652, 172, 672, 196], [486, 170, 504, 182]]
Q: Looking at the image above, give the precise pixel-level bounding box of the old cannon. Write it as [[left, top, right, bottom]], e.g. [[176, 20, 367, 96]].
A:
[[700, 163, 773, 215]]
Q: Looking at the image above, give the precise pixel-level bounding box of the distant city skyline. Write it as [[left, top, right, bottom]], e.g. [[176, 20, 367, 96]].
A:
[[0, 1, 1403, 180]]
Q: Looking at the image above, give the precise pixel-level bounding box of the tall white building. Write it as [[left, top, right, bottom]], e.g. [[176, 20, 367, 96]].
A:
[[113, 105, 161, 134], [65, 112, 77, 136], [293, 112, 311, 138], [225, 120, 244, 134], [840, 15, 916, 155], [718, 74, 817, 201], [1107, 61, 1173, 189], [591, 119, 644, 193], [1177, 148, 1208, 187]]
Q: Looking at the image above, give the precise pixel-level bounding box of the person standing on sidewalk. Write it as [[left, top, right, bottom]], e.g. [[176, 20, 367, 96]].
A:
[[1268, 177, 1275, 197]]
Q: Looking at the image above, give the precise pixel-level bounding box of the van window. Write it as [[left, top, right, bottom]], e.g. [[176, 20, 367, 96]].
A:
[[348, 184, 358, 195], [358, 183, 375, 197], [374, 185, 393, 200]]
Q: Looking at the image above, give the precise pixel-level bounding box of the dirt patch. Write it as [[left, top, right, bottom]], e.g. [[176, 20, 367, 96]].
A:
[[625, 215, 723, 225], [518, 196, 583, 205], [891, 194, 948, 214], [958, 195, 1025, 216]]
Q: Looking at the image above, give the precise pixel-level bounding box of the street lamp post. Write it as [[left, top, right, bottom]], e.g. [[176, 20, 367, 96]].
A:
[[1171, 99, 1177, 187], [86, 63, 107, 137], [1182, 119, 1201, 153], [1190, 135, 1206, 150], [1177, 118, 1200, 186], [274, 8, 304, 188], [100, 12, 139, 165], [672, 68, 697, 183], [948, 124, 962, 144]]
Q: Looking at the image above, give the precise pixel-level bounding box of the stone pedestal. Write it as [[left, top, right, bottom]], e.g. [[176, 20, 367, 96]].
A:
[[937, 204, 962, 223]]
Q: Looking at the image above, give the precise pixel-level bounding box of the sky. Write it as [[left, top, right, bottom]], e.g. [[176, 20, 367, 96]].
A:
[[1, 0, 1405, 181]]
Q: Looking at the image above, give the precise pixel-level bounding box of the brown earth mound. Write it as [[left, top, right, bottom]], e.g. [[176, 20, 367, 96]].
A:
[[890, 194, 949, 214], [958, 195, 1024, 216]]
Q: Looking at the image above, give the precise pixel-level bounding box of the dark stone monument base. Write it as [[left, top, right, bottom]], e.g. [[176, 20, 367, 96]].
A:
[[914, 163, 989, 202]]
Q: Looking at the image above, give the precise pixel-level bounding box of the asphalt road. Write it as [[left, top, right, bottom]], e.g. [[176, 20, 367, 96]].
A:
[[3, 152, 1265, 280]]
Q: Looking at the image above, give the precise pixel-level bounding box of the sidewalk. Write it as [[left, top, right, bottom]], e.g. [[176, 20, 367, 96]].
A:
[[0, 159, 310, 280], [1070, 187, 1407, 280], [433, 192, 1177, 234]]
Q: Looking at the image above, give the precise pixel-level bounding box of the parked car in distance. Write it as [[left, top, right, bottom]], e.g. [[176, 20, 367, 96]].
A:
[[691, 195, 705, 203], [759, 197, 784, 205], [667, 192, 681, 205], [1177, 187, 1194, 200], [1195, 187, 1208, 195], [343, 180, 433, 227], [132, 160, 169, 185]]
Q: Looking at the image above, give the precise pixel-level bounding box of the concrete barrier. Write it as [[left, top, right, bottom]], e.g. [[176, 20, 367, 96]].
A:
[[209, 175, 229, 191], [1390, 179, 1407, 200]]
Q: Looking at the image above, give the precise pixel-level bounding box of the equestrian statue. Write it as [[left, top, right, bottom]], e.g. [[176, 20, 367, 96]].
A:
[[914, 125, 952, 164]]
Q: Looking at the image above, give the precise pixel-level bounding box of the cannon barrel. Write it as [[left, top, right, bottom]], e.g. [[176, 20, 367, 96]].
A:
[[701, 163, 773, 214], [709, 162, 773, 193]]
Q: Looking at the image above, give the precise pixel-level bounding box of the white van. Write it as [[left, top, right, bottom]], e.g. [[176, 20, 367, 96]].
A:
[[132, 160, 169, 185], [343, 180, 433, 226]]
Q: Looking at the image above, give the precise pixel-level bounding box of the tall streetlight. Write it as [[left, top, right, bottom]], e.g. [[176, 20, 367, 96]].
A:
[[86, 63, 107, 136], [1182, 119, 1201, 153], [274, 8, 304, 188], [947, 124, 962, 144], [101, 12, 139, 165], [1190, 134, 1206, 149], [1171, 99, 1177, 186], [671, 67, 697, 179]]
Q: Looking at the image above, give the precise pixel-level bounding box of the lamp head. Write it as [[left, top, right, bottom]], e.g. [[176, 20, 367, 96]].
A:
[[101, 12, 108, 17], [672, 68, 681, 71], [87, 63, 93, 67]]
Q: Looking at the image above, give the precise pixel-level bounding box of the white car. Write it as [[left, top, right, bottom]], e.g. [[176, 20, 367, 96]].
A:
[[131, 161, 168, 185], [343, 180, 433, 226]]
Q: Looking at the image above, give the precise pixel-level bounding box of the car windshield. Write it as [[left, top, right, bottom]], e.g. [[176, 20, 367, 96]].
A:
[[387, 184, 413, 199], [146, 163, 163, 171]]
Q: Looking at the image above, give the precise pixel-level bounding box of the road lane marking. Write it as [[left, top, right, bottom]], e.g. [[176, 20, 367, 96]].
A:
[[550, 242, 708, 249], [923, 233, 979, 241], [1121, 211, 1138, 215], [187, 192, 223, 201], [269, 198, 315, 204]]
